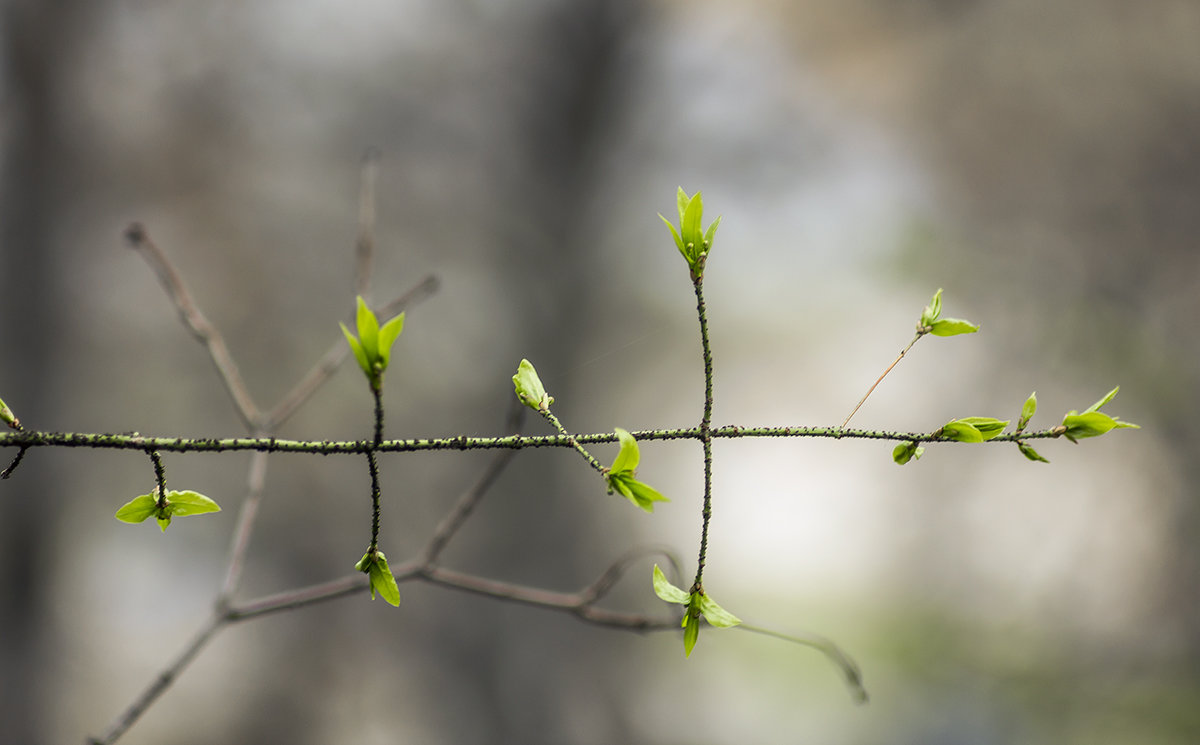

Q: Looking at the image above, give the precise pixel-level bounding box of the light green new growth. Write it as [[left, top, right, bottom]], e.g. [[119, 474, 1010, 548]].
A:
[[606, 428, 669, 513], [341, 295, 405, 391], [652, 564, 740, 657], [115, 489, 221, 532], [659, 187, 721, 278], [0, 396, 19, 430], [356, 549, 401, 607], [512, 358, 554, 412]]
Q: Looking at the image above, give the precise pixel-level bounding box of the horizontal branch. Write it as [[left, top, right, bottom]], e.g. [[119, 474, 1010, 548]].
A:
[[0, 425, 1065, 457]]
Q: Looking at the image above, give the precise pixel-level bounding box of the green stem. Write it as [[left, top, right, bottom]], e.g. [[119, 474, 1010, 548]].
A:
[[692, 275, 715, 592], [367, 450, 381, 551], [369, 386, 385, 551], [148, 449, 167, 507], [0, 426, 1067, 456], [540, 409, 606, 475]]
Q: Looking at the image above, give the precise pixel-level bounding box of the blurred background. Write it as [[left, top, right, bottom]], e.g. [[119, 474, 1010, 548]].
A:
[[2, 0, 1197, 743]]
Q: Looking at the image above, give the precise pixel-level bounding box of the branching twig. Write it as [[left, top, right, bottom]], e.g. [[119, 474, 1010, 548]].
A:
[[124, 223, 262, 430], [355, 147, 380, 297], [88, 616, 223, 745]]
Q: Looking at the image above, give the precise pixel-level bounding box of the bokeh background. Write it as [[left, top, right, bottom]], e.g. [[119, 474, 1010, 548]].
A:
[[2, 0, 1197, 743]]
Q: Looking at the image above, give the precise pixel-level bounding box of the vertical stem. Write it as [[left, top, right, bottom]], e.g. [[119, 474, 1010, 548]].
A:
[[372, 384, 385, 448], [148, 450, 167, 506], [369, 386, 384, 551], [691, 275, 715, 592]]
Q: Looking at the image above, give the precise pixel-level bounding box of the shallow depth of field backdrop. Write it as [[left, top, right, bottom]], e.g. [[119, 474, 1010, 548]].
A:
[[2, 1, 1197, 743]]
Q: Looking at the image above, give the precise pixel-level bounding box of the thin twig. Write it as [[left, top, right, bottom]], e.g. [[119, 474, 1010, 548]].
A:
[[841, 333, 923, 428], [124, 223, 262, 430], [738, 623, 869, 704], [1, 445, 27, 478], [422, 565, 675, 631], [355, 147, 381, 297], [216, 445, 269, 605], [225, 572, 376, 621], [421, 398, 525, 564], [88, 615, 223, 745]]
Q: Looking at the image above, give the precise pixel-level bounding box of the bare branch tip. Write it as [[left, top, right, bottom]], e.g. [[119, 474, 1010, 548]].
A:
[[124, 222, 147, 247]]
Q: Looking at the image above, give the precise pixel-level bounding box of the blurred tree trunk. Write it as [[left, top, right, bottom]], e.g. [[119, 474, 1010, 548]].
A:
[[0, 1, 91, 742]]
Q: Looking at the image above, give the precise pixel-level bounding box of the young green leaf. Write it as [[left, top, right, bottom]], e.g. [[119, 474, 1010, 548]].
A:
[[1018, 392, 1038, 431], [114, 494, 158, 524], [0, 396, 19, 429], [955, 417, 1010, 441], [920, 288, 943, 327], [1060, 387, 1139, 442], [683, 606, 701, 657], [354, 296, 380, 364], [928, 317, 981, 336], [939, 420, 984, 443], [659, 214, 685, 254], [609, 474, 669, 512], [376, 312, 406, 366], [892, 441, 924, 465], [1061, 411, 1137, 441], [1017, 442, 1050, 463], [1082, 386, 1120, 414], [166, 490, 222, 517], [512, 359, 554, 412], [340, 324, 371, 378], [660, 188, 722, 275], [357, 549, 400, 606], [652, 566, 740, 657], [114, 489, 221, 531], [605, 428, 670, 512], [340, 296, 406, 390], [610, 427, 640, 474], [652, 564, 690, 604], [918, 289, 979, 336], [697, 593, 742, 628]]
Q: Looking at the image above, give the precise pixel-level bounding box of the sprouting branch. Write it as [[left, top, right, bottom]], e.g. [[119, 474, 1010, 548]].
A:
[[0, 424, 1070, 459]]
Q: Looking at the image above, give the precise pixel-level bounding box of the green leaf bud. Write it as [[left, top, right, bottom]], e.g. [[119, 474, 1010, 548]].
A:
[[512, 359, 554, 412], [1017, 442, 1050, 463], [0, 396, 19, 430], [1018, 392, 1038, 431]]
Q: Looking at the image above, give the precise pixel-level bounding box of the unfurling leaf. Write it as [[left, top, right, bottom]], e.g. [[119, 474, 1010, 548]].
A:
[[918, 288, 979, 336], [1060, 387, 1139, 442], [1019, 392, 1038, 431], [340, 296, 405, 390], [357, 549, 400, 607], [606, 429, 669, 512], [1017, 442, 1050, 463], [660, 188, 721, 276], [920, 288, 943, 327], [652, 564, 690, 604], [512, 359, 554, 412], [0, 396, 19, 429], [610, 427, 640, 474], [892, 441, 924, 465], [954, 417, 1009, 441]]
